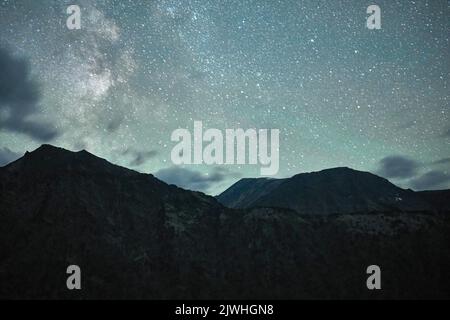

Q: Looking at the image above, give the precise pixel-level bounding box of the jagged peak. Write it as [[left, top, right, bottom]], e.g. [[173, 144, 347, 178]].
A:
[[8, 144, 136, 177], [30, 144, 89, 155], [34, 144, 65, 152]]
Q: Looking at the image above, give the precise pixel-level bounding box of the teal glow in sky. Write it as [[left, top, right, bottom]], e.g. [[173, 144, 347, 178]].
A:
[[0, 0, 449, 194]]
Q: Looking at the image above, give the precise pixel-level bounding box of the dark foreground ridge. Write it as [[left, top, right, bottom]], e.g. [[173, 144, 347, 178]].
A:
[[0, 144, 449, 299], [217, 167, 450, 214]]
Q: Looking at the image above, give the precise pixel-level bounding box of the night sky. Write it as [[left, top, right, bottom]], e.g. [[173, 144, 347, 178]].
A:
[[0, 0, 449, 194]]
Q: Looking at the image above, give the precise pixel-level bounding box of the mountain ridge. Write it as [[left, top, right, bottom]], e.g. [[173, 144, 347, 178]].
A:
[[1, 144, 449, 299], [217, 167, 448, 214]]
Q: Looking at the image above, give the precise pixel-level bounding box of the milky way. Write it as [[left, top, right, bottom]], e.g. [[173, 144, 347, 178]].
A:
[[0, 0, 449, 194]]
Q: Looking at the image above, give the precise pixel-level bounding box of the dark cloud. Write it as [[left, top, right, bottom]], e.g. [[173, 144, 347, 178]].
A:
[[376, 155, 420, 179], [0, 147, 23, 166], [1, 119, 59, 141], [0, 47, 59, 141], [409, 171, 450, 191], [155, 166, 241, 193], [376, 155, 450, 190], [122, 148, 158, 167]]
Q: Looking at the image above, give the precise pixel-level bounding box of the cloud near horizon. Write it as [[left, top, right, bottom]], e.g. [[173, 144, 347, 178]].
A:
[[410, 171, 450, 191], [155, 166, 241, 193], [376, 155, 420, 179], [122, 148, 158, 167], [0, 147, 23, 166], [376, 155, 450, 191]]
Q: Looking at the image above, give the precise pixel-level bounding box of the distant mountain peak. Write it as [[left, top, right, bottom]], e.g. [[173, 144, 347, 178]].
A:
[[34, 143, 65, 151], [22, 144, 99, 162], [292, 166, 368, 177], [2, 144, 142, 181], [217, 167, 434, 214], [29, 144, 96, 157], [22, 144, 81, 158]]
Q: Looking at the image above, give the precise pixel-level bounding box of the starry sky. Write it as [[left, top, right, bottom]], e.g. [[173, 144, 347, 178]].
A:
[[0, 0, 449, 195]]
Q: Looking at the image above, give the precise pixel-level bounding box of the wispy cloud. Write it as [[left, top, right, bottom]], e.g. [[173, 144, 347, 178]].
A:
[[122, 148, 158, 167], [410, 171, 450, 191], [0, 147, 23, 166], [376, 155, 450, 191], [155, 166, 241, 193]]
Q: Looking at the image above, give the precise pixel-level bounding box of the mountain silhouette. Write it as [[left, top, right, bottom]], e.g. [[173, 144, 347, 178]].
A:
[[0, 145, 222, 299], [1, 145, 449, 299], [217, 167, 448, 214]]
